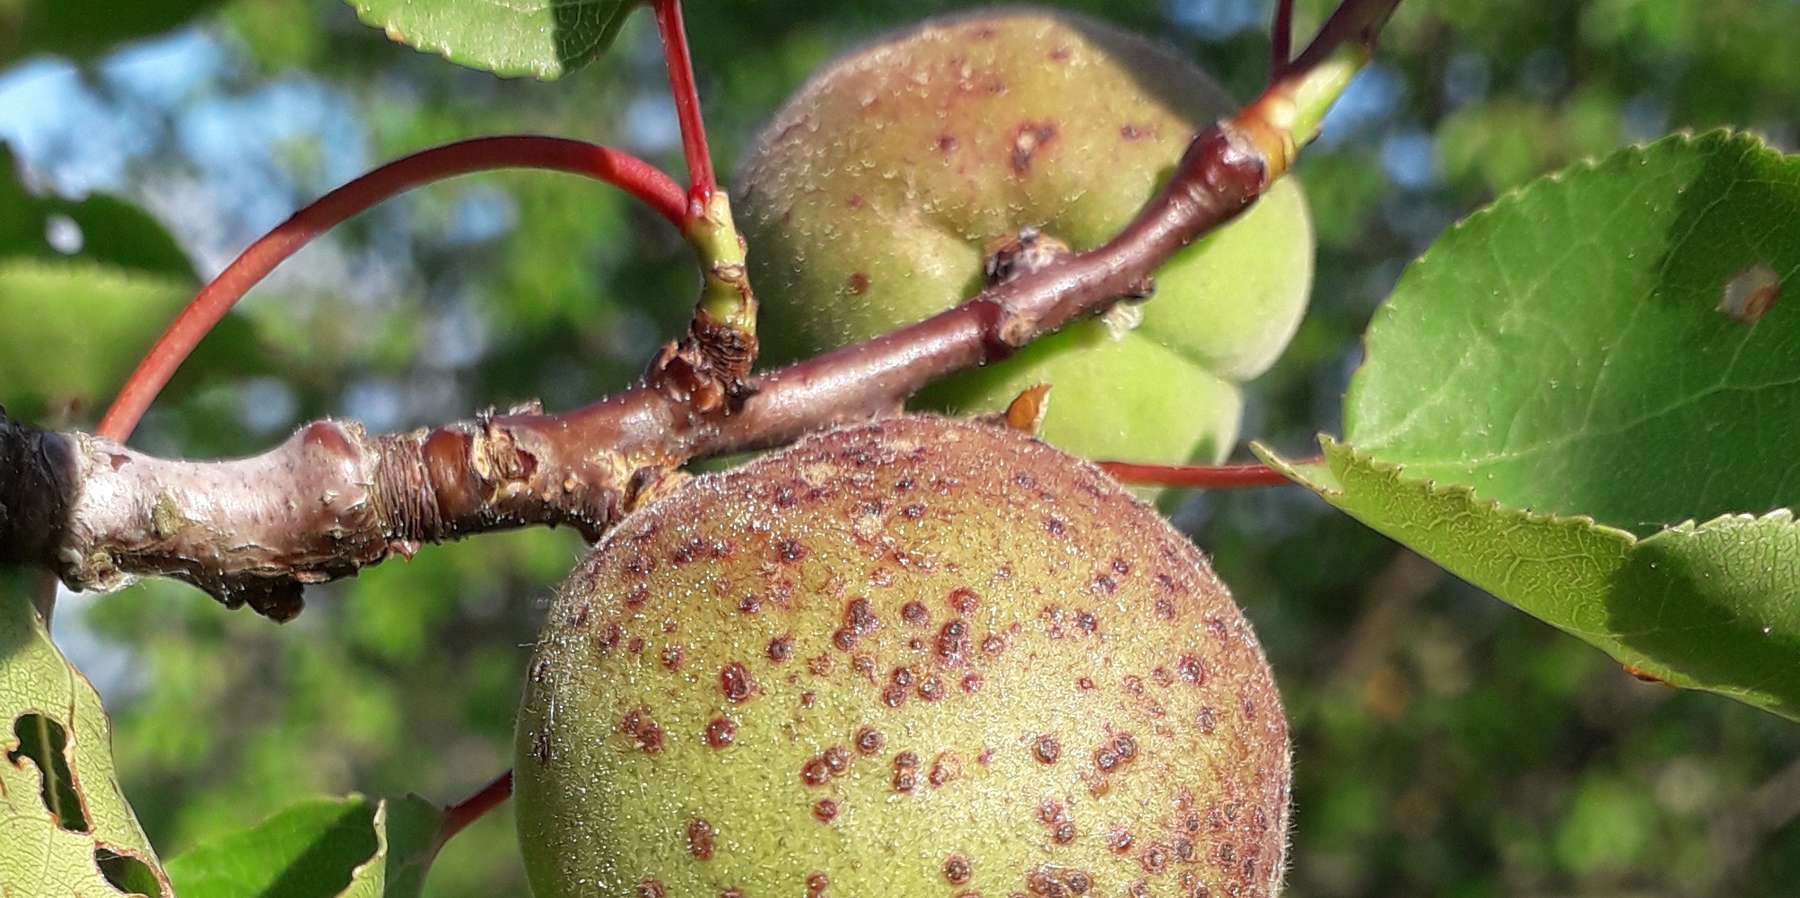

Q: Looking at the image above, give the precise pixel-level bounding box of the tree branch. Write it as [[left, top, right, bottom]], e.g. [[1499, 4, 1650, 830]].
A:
[[0, 0, 1402, 620]]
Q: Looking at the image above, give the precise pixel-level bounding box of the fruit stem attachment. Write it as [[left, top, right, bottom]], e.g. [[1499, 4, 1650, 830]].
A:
[[1234, 0, 1400, 181], [1097, 460, 1311, 491], [652, 0, 715, 203], [97, 137, 686, 442], [647, 189, 759, 415], [437, 769, 514, 849], [644, 0, 761, 414]]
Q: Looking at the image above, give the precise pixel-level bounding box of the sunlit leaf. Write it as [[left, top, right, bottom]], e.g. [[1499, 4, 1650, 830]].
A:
[[346, 0, 636, 80], [1262, 131, 1800, 718], [0, 260, 192, 421], [165, 793, 442, 898]]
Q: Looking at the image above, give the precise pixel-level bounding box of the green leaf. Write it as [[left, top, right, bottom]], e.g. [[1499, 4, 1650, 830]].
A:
[[0, 570, 169, 896], [0, 144, 245, 423], [0, 260, 193, 420], [1263, 131, 1800, 719], [0, 0, 224, 64], [345, 0, 636, 80], [0, 144, 194, 279], [1347, 131, 1800, 532], [165, 793, 442, 898]]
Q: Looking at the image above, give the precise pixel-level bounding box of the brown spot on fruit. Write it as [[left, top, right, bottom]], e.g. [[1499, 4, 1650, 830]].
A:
[[1009, 121, 1059, 175], [847, 272, 871, 295], [720, 662, 758, 703], [1140, 843, 1170, 874], [687, 818, 716, 860], [1036, 800, 1078, 846], [893, 751, 920, 793], [902, 601, 931, 626], [1033, 734, 1061, 765], [1026, 864, 1093, 896], [637, 880, 666, 898], [660, 645, 685, 671], [856, 726, 885, 755], [620, 707, 664, 754], [775, 537, 808, 564], [768, 635, 794, 663], [928, 753, 962, 788], [1178, 655, 1206, 686], [945, 854, 973, 884], [802, 757, 833, 787], [919, 674, 946, 702], [823, 746, 850, 774], [807, 872, 830, 896], [813, 798, 839, 823], [948, 587, 980, 614], [704, 717, 737, 748]]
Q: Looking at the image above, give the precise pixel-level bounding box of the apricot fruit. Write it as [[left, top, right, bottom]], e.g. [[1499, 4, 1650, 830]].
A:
[[734, 9, 1314, 466], [515, 416, 1290, 897]]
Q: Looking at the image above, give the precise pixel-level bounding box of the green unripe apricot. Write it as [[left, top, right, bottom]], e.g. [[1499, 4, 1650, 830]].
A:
[[516, 416, 1291, 897], [735, 8, 1313, 465]]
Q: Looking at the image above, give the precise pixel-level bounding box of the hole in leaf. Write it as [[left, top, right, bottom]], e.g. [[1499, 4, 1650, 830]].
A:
[[7, 712, 89, 832], [96, 846, 163, 898]]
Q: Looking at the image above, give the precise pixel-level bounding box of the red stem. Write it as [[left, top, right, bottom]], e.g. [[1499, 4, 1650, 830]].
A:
[[1098, 459, 1309, 490], [1271, 0, 1295, 75], [437, 769, 513, 848], [96, 137, 685, 442], [652, 0, 715, 207]]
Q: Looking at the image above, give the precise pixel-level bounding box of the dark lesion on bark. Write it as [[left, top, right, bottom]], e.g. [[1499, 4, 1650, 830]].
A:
[[0, 407, 79, 584]]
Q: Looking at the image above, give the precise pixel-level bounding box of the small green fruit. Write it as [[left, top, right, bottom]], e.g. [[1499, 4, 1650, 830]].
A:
[[736, 9, 1313, 466], [516, 416, 1291, 897]]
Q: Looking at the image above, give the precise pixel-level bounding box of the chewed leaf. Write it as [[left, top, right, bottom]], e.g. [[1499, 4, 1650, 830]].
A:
[[1346, 131, 1800, 536], [346, 0, 636, 80], [165, 793, 441, 898], [1258, 436, 1800, 719], [0, 571, 169, 896]]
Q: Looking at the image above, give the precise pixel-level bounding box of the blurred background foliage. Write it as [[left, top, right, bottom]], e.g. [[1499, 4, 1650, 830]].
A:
[[1, 0, 1797, 895]]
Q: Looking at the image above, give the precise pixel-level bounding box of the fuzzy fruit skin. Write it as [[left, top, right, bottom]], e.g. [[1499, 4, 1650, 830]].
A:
[[516, 416, 1290, 898], [735, 9, 1313, 465]]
